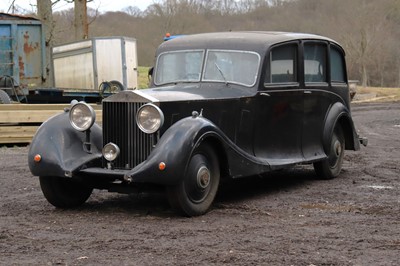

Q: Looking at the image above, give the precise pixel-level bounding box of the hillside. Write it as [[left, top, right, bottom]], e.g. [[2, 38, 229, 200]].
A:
[[49, 0, 399, 88]]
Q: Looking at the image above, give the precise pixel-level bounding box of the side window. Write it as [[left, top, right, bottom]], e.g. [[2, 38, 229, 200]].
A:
[[304, 43, 327, 83], [330, 46, 346, 83], [266, 44, 297, 84]]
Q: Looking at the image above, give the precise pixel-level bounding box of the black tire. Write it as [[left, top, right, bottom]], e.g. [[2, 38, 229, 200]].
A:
[[39, 176, 93, 208], [166, 143, 220, 217], [0, 89, 11, 104], [314, 125, 345, 179]]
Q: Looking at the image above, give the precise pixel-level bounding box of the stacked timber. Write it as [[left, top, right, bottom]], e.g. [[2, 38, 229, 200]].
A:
[[0, 104, 102, 144]]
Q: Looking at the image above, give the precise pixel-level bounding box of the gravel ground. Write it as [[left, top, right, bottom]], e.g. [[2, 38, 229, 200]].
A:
[[0, 102, 399, 265]]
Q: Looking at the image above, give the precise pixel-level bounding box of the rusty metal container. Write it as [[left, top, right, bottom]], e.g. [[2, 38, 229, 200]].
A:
[[0, 13, 46, 88]]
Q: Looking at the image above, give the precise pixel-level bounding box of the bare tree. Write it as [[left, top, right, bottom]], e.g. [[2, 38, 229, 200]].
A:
[[123, 6, 143, 17], [37, 0, 56, 87], [51, 0, 400, 86], [73, 0, 89, 39]]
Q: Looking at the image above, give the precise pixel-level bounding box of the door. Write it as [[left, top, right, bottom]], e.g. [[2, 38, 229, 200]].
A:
[[254, 43, 304, 165], [301, 42, 337, 161], [16, 25, 43, 86], [0, 25, 13, 78]]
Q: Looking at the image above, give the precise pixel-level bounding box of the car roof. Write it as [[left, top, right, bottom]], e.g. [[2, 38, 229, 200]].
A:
[[157, 31, 341, 54]]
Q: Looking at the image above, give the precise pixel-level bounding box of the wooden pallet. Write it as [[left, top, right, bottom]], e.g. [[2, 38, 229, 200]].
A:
[[0, 104, 102, 144]]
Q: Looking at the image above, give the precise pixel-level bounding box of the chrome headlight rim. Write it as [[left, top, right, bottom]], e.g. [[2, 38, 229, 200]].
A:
[[69, 102, 96, 132], [102, 142, 120, 162], [136, 103, 164, 134]]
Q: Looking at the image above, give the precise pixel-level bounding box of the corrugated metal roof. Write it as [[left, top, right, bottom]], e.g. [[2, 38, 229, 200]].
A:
[[0, 12, 38, 21]]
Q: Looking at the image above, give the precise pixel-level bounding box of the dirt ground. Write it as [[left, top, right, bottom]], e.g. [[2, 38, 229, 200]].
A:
[[1, 102, 399, 265]]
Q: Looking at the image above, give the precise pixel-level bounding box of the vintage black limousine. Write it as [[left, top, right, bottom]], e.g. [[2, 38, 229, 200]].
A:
[[28, 32, 366, 216]]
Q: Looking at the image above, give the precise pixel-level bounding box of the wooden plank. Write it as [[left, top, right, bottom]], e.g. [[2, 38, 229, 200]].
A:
[[0, 109, 102, 123], [0, 110, 63, 123], [0, 126, 38, 144], [0, 125, 39, 134], [0, 137, 33, 144], [0, 103, 102, 111], [0, 104, 103, 144]]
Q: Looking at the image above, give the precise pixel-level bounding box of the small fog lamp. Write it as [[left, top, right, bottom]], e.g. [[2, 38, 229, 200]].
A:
[[102, 143, 120, 162]]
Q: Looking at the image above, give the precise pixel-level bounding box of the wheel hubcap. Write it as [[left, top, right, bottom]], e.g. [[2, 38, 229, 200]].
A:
[[334, 140, 342, 158], [197, 166, 211, 189]]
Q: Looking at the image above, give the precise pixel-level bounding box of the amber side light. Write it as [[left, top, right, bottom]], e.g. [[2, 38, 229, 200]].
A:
[[159, 162, 166, 171], [34, 154, 42, 163]]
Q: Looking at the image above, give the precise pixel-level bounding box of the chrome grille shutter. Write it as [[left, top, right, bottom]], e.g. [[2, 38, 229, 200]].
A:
[[103, 102, 152, 169]]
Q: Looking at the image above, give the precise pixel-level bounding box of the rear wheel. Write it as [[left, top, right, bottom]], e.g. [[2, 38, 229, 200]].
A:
[[314, 125, 345, 179], [167, 143, 220, 217], [39, 176, 93, 208]]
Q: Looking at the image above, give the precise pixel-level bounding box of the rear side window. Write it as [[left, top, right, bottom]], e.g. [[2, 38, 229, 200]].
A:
[[266, 44, 297, 84], [304, 43, 327, 83], [330, 47, 346, 82]]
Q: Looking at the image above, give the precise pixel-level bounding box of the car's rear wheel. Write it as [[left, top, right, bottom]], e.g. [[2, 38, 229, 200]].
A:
[[167, 143, 220, 217], [39, 176, 93, 208], [314, 125, 345, 179]]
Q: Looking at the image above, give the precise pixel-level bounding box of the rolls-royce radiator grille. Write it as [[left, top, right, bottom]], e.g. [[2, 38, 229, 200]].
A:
[[103, 102, 152, 169]]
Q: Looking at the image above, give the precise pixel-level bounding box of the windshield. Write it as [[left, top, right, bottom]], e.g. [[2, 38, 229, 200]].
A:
[[154, 50, 260, 87], [155, 50, 204, 85]]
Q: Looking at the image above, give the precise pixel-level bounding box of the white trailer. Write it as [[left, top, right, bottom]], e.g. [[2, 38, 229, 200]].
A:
[[52, 36, 138, 91]]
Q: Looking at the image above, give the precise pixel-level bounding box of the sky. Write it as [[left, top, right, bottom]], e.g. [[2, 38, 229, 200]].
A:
[[0, 0, 154, 14]]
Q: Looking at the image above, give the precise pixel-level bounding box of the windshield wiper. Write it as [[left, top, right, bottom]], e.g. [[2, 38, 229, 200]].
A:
[[214, 62, 228, 86]]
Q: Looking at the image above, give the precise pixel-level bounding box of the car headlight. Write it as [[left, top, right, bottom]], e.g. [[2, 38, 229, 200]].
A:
[[69, 102, 96, 131], [136, 103, 164, 134], [102, 142, 120, 162]]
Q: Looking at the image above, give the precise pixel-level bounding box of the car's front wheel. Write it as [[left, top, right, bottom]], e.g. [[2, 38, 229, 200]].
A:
[[314, 125, 345, 179], [167, 143, 220, 217], [39, 176, 93, 208]]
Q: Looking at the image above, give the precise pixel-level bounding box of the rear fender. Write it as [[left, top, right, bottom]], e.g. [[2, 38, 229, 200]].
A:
[[28, 111, 103, 178], [323, 102, 360, 153]]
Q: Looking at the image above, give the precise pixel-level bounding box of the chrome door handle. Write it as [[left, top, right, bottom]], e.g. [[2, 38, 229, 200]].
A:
[[260, 92, 270, 97], [304, 90, 312, 94]]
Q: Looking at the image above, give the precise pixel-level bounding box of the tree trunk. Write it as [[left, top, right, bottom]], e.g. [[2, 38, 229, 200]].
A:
[[361, 64, 368, 87], [74, 0, 88, 40], [398, 57, 400, 88], [37, 0, 54, 87]]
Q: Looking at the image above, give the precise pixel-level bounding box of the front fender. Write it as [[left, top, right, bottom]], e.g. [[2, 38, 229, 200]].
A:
[[124, 115, 216, 185], [28, 111, 103, 178], [125, 115, 271, 185]]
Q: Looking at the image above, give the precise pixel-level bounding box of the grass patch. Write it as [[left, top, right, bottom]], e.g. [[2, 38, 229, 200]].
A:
[[138, 66, 150, 89], [356, 87, 400, 102]]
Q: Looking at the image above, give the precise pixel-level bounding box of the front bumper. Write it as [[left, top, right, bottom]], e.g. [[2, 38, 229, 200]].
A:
[[80, 167, 129, 179]]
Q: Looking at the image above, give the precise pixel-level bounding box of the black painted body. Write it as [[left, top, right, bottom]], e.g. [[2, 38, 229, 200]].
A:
[[28, 32, 361, 192]]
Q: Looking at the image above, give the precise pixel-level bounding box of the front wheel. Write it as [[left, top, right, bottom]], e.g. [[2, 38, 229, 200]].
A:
[[166, 143, 220, 217], [39, 176, 93, 208], [313, 125, 345, 179]]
